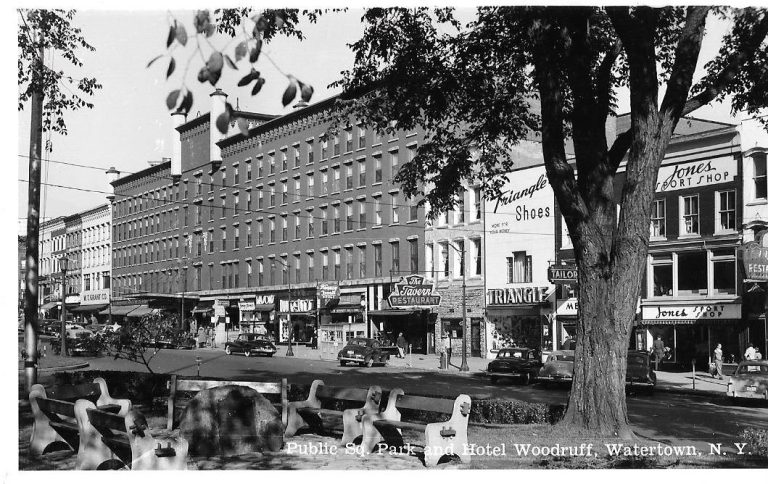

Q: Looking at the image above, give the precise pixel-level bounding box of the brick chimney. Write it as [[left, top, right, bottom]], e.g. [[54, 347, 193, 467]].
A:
[[171, 109, 187, 179], [210, 88, 228, 171]]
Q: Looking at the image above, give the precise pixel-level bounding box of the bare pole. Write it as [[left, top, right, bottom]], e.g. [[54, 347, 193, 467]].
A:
[[23, 38, 45, 390]]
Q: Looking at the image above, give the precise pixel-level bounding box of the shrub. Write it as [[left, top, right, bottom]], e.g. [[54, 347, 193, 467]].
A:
[[471, 399, 565, 425], [741, 428, 768, 457]]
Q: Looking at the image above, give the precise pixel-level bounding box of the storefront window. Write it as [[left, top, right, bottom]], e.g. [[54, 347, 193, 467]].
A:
[[678, 251, 707, 296]]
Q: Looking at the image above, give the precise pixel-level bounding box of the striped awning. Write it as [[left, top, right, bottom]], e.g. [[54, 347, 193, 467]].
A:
[[127, 305, 155, 317], [103, 304, 141, 316]]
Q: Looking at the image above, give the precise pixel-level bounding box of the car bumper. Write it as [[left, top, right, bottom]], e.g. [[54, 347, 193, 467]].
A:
[[487, 371, 525, 378], [537, 375, 573, 382], [250, 348, 276, 354], [339, 356, 366, 363], [727, 390, 768, 399]]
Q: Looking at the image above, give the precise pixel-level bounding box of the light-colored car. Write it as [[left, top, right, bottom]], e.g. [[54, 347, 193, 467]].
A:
[[727, 360, 768, 400], [65, 324, 93, 339], [537, 350, 575, 384]]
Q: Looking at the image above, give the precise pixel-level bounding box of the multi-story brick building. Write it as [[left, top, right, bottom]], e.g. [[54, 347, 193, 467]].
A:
[[64, 213, 82, 312], [75, 204, 112, 319], [38, 216, 66, 317], [18, 235, 26, 320], [111, 91, 431, 352]]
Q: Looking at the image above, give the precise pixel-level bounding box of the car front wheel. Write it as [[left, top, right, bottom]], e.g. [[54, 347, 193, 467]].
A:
[[340, 360, 347, 366], [244, 349, 252, 357], [490, 375, 498, 384], [365, 357, 374, 368], [225, 346, 232, 355], [521, 373, 531, 385]]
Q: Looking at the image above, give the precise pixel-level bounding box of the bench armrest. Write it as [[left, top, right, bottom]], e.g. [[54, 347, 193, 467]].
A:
[[93, 378, 132, 416]]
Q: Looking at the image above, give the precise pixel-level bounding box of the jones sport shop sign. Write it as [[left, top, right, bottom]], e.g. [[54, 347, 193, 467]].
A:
[[486, 286, 549, 306], [654, 157, 736, 193], [388, 275, 442, 308], [740, 242, 768, 281]]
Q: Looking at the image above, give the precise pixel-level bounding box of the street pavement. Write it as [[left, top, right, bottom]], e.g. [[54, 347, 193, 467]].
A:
[[37, 343, 767, 454]]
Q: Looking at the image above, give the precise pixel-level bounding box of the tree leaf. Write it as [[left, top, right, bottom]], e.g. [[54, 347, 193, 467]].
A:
[[215, 110, 230, 135], [224, 55, 238, 70], [208, 51, 224, 75], [275, 12, 285, 30], [197, 66, 210, 83], [251, 77, 265, 95], [166, 57, 176, 78], [166, 25, 176, 48], [146, 54, 163, 68], [299, 82, 314, 102], [237, 117, 250, 136], [166, 89, 181, 110], [179, 90, 193, 114], [282, 81, 297, 107], [175, 23, 188, 46], [208, 67, 221, 86], [235, 41, 247, 62], [205, 23, 216, 37]]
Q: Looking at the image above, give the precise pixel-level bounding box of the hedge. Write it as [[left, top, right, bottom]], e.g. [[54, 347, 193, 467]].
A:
[[741, 428, 768, 457], [45, 370, 564, 425]]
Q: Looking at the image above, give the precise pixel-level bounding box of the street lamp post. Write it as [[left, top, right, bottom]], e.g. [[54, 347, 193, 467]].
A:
[[446, 241, 469, 372], [273, 258, 294, 357], [59, 256, 69, 356]]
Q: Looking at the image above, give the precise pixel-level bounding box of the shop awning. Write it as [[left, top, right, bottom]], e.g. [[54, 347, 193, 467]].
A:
[[191, 305, 213, 314], [277, 311, 315, 317], [127, 305, 155, 317], [251, 304, 274, 312], [40, 301, 58, 311], [70, 304, 108, 313], [368, 309, 419, 317], [331, 294, 362, 313], [104, 304, 141, 316]]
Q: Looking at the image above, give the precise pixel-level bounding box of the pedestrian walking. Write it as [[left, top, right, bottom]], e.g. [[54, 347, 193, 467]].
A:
[[712, 343, 723, 380], [744, 342, 756, 361], [652, 335, 665, 371], [396, 332, 407, 359]]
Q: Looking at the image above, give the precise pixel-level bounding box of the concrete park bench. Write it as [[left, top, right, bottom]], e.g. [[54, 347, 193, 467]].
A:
[[74, 401, 188, 470], [284, 379, 383, 443], [360, 391, 472, 467], [166, 375, 288, 430], [28, 378, 131, 457]]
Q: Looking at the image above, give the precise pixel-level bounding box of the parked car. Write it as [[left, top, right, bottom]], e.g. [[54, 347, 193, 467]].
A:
[[486, 347, 542, 385], [727, 360, 768, 400], [224, 333, 277, 357], [537, 350, 575, 385], [338, 338, 389, 367], [66, 324, 93, 339], [625, 350, 657, 391]]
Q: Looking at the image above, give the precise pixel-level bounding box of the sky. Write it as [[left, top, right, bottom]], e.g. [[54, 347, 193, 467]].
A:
[[14, 7, 744, 234]]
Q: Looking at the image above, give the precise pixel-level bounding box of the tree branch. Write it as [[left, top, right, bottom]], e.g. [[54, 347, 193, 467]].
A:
[[597, 39, 622, 124], [660, 6, 709, 120], [683, 11, 768, 116], [607, 129, 632, 170]]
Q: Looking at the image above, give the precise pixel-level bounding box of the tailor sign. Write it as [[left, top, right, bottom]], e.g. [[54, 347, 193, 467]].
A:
[[548, 265, 578, 284], [740, 242, 768, 281], [388, 274, 441, 308]]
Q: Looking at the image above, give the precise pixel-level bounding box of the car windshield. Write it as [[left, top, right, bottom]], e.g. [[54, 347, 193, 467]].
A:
[[737, 364, 768, 374], [241, 334, 265, 342], [551, 354, 575, 362], [498, 350, 527, 359], [628, 355, 647, 365]]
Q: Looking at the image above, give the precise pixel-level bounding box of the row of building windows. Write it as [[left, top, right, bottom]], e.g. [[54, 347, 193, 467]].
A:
[[114, 238, 420, 293], [649, 248, 737, 297], [425, 239, 483, 279], [649, 190, 736, 238]]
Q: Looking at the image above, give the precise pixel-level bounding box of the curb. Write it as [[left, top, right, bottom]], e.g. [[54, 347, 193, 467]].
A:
[[653, 385, 721, 398], [17, 362, 90, 373]]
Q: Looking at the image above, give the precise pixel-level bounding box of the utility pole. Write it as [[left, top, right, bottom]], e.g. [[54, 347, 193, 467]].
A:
[[23, 39, 45, 390]]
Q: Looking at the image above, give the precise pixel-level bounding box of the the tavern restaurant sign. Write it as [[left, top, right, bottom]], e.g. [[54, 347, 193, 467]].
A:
[[388, 275, 441, 308], [487, 287, 550, 306]]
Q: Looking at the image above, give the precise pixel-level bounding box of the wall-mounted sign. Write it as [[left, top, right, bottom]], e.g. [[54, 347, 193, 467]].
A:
[[279, 299, 315, 313], [654, 157, 736, 193], [548, 265, 578, 284], [486, 287, 550, 306], [557, 298, 579, 316], [80, 289, 110, 305], [253, 294, 275, 305], [388, 274, 442, 308], [740, 242, 768, 281], [64, 295, 80, 304], [214, 299, 230, 307], [238, 301, 256, 311], [641, 304, 741, 321], [318, 283, 340, 308]]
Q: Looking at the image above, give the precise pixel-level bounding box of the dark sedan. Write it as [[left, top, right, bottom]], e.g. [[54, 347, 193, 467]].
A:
[[224, 333, 277, 357], [487, 347, 542, 385], [537, 350, 575, 385], [626, 350, 657, 391], [338, 338, 389, 367]]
